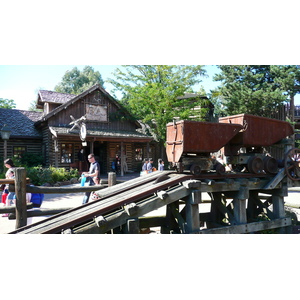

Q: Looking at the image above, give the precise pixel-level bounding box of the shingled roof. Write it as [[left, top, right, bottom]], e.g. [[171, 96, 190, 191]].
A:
[[0, 109, 42, 138], [38, 90, 77, 104]]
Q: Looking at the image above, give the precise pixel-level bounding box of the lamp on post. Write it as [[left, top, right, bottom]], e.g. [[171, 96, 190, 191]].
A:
[[1, 124, 11, 160]]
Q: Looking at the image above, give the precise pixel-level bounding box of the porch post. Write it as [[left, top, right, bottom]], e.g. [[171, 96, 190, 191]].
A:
[[90, 141, 94, 154], [120, 141, 124, 177], [146, 142, 150, 161]]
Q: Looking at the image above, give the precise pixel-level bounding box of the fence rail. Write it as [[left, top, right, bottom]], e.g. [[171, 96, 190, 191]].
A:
[[1, 168, 113, 230]]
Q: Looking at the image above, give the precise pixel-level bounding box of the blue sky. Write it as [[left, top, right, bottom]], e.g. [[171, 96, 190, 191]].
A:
[[0, 65, 221, 110], [0, 65, 299, 110]]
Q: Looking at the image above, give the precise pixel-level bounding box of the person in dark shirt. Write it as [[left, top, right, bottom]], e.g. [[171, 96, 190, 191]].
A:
[[82, 154, 100, 204]]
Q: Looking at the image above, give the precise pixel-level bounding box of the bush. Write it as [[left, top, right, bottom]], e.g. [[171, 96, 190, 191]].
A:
[[26, 166, 79, 186], [26, 167, 52, 186], [19, 153, 44, 167]]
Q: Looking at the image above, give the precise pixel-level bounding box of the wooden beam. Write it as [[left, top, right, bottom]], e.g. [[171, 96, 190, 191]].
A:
[[185, 191, 201, 233], [73, 184, 190, 234], [200, 218, 292, 234], [169, 201, 186, 233], [14, 168, 28, 229], [8, 208, 72, 219], [10, 184, 107, 194], [0, 203, 33, 214]]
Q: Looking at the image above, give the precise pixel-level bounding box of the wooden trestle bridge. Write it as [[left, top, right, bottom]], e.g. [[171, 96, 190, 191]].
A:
[[5, 165, 297, 234]]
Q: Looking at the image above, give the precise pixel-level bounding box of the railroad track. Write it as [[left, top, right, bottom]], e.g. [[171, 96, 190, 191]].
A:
[[9, 171, 192, 234], [9, 170, 278, 234]]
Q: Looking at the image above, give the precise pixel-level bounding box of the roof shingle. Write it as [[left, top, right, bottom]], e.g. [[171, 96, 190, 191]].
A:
[[38, 90, 77, 104], [0, 109, 42, 138]]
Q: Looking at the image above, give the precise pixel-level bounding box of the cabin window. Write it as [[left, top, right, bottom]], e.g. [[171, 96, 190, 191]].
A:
[[13, 146, 27, 159], [61, 143, 73, 163], [135, 148, 143, 161]]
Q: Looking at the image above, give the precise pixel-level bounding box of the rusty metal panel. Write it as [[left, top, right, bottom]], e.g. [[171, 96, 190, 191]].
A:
[[166, 120, 243, 162], [219, 114, 294, 147]]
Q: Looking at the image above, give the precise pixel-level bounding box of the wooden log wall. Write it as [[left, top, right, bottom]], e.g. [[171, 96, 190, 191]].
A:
[[0, 138, 42, 162]]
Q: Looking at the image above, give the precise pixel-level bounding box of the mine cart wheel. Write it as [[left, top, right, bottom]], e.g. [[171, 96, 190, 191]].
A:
[[190, 164, 201, 175], [284, 148, 300, 181], [263, 156, 278, 174], [247, 156, 264, 174], [216, 163, 226, 175]]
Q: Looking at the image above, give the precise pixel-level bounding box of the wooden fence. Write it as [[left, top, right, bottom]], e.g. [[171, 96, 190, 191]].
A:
[[0, 168, 117, 230]]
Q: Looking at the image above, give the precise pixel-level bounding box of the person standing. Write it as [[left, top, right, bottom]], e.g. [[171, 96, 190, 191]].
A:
[[2, 158, 15, 216], [82, 154, 100, 204], [158, 159, 164, 171], [146, 158, 154, 173], [142, 159, 148, 172]]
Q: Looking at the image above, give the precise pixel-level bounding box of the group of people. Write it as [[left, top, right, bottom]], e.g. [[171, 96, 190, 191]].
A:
[[1, 158, 44, 218], [1, 153, 164, 209], [141, 158, 164, 174], [1, 159, 16, 216], [0, 154, 99, 218]]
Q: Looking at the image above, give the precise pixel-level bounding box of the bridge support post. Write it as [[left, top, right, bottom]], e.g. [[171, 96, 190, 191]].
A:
[[233, 186, 249, 225], [161, 201, 180, 234], [233, 198, 247, 224], [208, 192, 225, 228], [272, 185, 289, 233], [185, 190, 201, 233]]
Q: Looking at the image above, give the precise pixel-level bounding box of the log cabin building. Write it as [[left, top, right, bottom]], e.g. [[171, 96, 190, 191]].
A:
[[0, 84, 155, 175]]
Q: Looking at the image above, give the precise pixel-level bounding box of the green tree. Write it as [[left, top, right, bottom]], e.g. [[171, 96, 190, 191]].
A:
[[54, 66, 105, 95], [28, 99, 42, 111], [0, 98, 16, 109], [212, 65, 300, 117], [107, 65, 207, 143]]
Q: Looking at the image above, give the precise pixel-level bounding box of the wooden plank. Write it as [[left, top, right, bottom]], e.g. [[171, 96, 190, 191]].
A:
[[8, 208, 72, 219], [14, 184, 107, 194], [74, 184, 190, 234], [10, 173, 191, 234], [200, 218, 292, 234], [0, 178, 30, 185], [0, 203, 33, 214], [263, 168, 285, 189], [139, 216, 166, 228]]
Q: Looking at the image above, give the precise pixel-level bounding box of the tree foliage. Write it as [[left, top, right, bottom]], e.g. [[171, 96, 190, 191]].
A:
[[107, 65, 207, 142], [212, 65, 300, 117], [0, 98, 16, 109], [54, 66, 105, 95]]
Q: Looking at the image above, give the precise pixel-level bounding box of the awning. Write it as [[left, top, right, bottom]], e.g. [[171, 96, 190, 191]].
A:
[[50, 126, 153, 142]]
